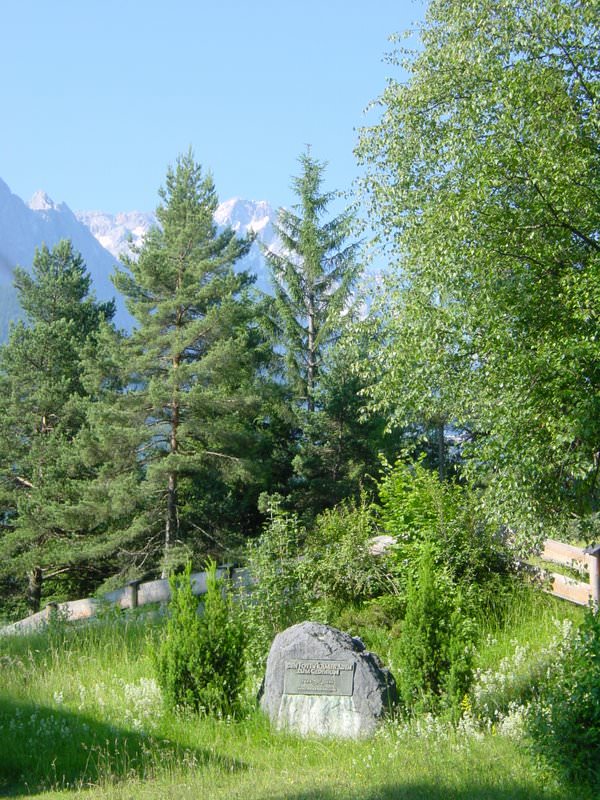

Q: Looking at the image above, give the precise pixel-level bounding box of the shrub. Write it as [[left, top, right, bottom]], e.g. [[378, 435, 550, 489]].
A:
[[300, 494, 394, 612], [335, 595, 404, 639], [397, 544, 475, 718], [241, 496, 308, 672], [378, 458, 511, 596], [155, 560, 246, 716], [526, 609, 600, 786]]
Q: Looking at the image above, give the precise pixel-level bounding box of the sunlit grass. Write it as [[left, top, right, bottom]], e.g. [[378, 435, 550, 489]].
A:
[[0, 589, 593, 799]]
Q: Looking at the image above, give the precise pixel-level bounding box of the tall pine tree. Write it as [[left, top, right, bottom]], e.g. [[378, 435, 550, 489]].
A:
[[109, 151, 272, 573]]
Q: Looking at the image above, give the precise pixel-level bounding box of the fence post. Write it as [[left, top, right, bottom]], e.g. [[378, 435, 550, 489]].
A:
[[126, 580, 143, 609], [584, 544, 600, 610]]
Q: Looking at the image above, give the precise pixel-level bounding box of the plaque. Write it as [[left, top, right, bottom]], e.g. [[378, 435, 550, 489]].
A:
[[284, 659, 355, 696]]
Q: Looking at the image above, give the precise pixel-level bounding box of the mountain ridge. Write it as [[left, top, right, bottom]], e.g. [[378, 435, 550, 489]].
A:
[[0, 179, 277, 341]]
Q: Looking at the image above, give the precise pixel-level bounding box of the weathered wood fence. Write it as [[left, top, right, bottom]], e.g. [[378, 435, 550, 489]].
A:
[[0, 566, 250, 636], [2, 537, 599, 635], [535, 539, 600, 607]]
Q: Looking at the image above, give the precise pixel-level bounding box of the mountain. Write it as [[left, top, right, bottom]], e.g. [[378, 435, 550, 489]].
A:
[[76, 197, 276, 293], [0, 178, 278, 342], [0, 178, 127, 340], [74, 210, 157, 262]]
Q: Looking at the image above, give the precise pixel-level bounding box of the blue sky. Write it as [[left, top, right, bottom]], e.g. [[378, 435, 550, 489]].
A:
[[1, 1, 423, 214]]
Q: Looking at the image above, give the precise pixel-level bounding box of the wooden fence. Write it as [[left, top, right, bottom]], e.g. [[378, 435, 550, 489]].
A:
[[535, 539, 600, 607], [0, 566, 250, 636], [2, 537, 599, 636]]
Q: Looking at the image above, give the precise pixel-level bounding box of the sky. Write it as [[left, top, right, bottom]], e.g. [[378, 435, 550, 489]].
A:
[[1, 0, 424, 215]]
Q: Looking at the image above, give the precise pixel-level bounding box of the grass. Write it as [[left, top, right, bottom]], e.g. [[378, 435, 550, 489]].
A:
[[0, 589, 593, 799]]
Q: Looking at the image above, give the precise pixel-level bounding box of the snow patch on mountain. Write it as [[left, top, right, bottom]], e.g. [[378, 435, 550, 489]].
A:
[[214, 197, 274, 237], [75, 210, 157, 260], [77, 198, 278, 292]]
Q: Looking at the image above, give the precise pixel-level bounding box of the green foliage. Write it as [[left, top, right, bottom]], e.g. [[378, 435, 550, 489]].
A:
[[241, 495, 308, 671], [13, 240, 115, 333], [526, 609, 600, 786], [290, 332, 403, 519], [334, 595, 404, 642], [397, 545, 475, 718], [300, 494, 393, 612], [379, 459, 509, 595], [155, 561, 246, 716], [264, 150, 361, 413], [242, 494, 394, 670], [358, 0, 600, 547], [0, 240, 117, 612], [264, 150, 375, 519], [88, 151, 280, 574]]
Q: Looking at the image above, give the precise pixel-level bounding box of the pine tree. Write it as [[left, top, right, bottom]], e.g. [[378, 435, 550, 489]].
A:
[[109, 151, 272, 573], [0, 241, 115, 612]]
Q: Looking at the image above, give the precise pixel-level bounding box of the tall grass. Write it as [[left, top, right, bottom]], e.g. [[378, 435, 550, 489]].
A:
[[0, 588, 593, 799]]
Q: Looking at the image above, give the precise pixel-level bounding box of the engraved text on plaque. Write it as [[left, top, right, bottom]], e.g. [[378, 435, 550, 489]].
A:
[[284, 659, 355, 696]]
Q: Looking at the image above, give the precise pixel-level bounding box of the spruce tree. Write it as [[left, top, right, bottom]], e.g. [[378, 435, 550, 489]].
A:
[[263, 151, 364, 515], [264, 151, 361, 413]]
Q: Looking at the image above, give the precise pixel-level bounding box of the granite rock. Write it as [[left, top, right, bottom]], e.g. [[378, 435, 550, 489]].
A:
[[260, 621, 397, 738]]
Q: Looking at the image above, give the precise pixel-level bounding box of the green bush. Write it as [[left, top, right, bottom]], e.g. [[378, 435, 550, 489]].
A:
[[378, 458, 511, 596], [335, 595, 404, 640], [241, 496, 309, 672], [526, 609, 600, 786], [300, 494, 394, 612], [155, 560, 246, 716]]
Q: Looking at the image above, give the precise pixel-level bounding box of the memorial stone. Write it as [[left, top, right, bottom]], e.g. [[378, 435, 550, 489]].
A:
[[260, 621, 397, 738]]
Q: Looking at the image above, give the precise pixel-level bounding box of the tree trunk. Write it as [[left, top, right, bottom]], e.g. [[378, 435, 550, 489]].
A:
[[437, 419, 446, 481], [163, 470, 178, 578], [163, 348, 181, 578], [307, 294, 316, 413], [28, 566, 43, 613]]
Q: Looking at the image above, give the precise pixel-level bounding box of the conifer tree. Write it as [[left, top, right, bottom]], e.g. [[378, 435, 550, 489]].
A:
[[263, 151, 365, 515], [0, 240, 115, 611], [109, 151, 271, 573], [264, 151, 361, 413]]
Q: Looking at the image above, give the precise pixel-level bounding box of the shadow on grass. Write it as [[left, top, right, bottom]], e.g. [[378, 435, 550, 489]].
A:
[[0, 696, 245, 797], [261, 785, 587, 800], [269, 782, 592, 800]]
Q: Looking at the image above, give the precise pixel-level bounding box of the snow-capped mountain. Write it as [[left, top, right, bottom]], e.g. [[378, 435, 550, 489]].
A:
[[74, 210, 157, 262], [76, 197, 277, 293], [0, 178, 127, 340], [0, 178, 278, 342]]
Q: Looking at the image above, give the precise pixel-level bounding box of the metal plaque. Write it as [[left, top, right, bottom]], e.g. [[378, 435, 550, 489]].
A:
[[284, 659, 355, 696]]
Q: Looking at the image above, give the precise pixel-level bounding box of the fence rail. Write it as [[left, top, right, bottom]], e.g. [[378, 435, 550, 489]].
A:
[[0, 566, 250, 636], [2, 536, 599, 635], [536, 538, 600, 607]]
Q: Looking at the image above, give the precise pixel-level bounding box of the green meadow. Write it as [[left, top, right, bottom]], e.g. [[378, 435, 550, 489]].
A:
[[0, 589, 593, 800]]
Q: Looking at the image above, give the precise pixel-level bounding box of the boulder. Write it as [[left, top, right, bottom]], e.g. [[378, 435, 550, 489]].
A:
[[260, 621, 397, 738]]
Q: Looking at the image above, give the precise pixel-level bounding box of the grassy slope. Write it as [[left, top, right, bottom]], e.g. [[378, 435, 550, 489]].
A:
[[0, 592, 592, 800]]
